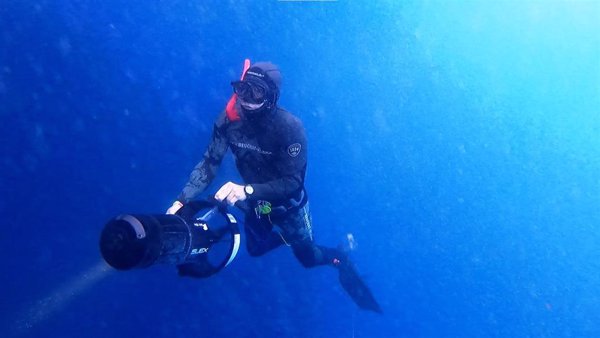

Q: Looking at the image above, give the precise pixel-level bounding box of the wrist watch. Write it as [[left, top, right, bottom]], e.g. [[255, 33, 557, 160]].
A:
[[244, 185, 254, 195]]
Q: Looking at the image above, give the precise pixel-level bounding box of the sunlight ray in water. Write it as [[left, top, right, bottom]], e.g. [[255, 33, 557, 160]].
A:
[[13, 261, 112, 336]]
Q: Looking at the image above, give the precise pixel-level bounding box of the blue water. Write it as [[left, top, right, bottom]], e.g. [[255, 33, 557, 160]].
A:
[[1, 1, 599, 337]]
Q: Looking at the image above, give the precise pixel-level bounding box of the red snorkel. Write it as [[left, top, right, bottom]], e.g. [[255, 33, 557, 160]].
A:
[[225, 58, 251, 121]]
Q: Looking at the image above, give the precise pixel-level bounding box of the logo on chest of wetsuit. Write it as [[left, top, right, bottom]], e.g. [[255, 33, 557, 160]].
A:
[[232, 142, 273, 155], [287, 143, 302, 157]]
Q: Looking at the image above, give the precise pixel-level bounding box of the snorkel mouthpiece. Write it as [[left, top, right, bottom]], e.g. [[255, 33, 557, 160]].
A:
[[239, 99, 266, 111]]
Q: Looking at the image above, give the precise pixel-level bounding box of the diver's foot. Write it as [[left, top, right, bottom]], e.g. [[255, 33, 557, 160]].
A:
[[331, 257, 350, 269], [331, 233, 357, 267], [331, 250, 359, 275]]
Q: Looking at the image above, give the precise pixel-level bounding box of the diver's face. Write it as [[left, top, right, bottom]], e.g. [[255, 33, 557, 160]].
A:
[[232, 78, 271, 115]]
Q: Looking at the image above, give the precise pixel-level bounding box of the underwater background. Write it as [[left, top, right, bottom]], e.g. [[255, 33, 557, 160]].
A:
[[1, 1, 599, 337]]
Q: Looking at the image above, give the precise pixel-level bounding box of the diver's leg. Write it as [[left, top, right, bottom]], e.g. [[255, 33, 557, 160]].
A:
[[278, 202, 343, 268], [244, 213, 284, 257], [279, 202, 382, 312], [291, 240, 343, 268]]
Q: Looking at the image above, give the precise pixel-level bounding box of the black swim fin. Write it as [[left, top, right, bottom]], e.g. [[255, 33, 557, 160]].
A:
[[337, 260, 382, 314]]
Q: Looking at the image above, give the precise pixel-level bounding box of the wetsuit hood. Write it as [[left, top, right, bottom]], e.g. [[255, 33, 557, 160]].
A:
[[244, 62, 281, 96]]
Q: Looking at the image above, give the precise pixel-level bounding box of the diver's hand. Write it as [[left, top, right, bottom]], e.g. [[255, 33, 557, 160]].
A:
[[214, 181, 247, 206], [166, 201, 183, 215]]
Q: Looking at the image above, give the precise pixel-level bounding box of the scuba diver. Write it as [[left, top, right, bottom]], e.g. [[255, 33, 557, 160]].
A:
[[166, 60, 381, 313]]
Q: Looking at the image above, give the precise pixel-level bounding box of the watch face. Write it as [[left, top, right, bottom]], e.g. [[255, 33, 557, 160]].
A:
[[245, 185, 254, 195]]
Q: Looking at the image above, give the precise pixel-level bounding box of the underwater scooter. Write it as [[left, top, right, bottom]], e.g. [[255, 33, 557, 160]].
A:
[[99, 200, 241, 278], [99, 199, 383, 313]]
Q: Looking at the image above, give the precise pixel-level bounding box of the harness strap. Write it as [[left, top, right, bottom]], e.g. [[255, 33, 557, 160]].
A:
[[255, 188, 308, 220]]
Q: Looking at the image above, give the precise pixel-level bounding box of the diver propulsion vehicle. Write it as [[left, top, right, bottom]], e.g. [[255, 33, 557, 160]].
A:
[[100, 199, 382, 313], [99, 200, 240, 278]]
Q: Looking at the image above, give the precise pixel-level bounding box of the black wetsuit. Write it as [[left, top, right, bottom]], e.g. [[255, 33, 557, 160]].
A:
[[177, 106, 340, 267]]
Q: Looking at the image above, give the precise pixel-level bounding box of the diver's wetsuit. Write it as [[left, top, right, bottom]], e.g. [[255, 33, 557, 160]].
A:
[[177, 106, 340, 267]]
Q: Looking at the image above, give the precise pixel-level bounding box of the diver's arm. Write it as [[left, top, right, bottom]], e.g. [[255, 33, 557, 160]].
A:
[[249, 174, 304, 201], [177, 113, 229, 203]]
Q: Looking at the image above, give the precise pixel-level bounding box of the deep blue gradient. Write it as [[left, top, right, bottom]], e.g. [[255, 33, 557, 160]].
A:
[[1, 1, 599, 337]]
